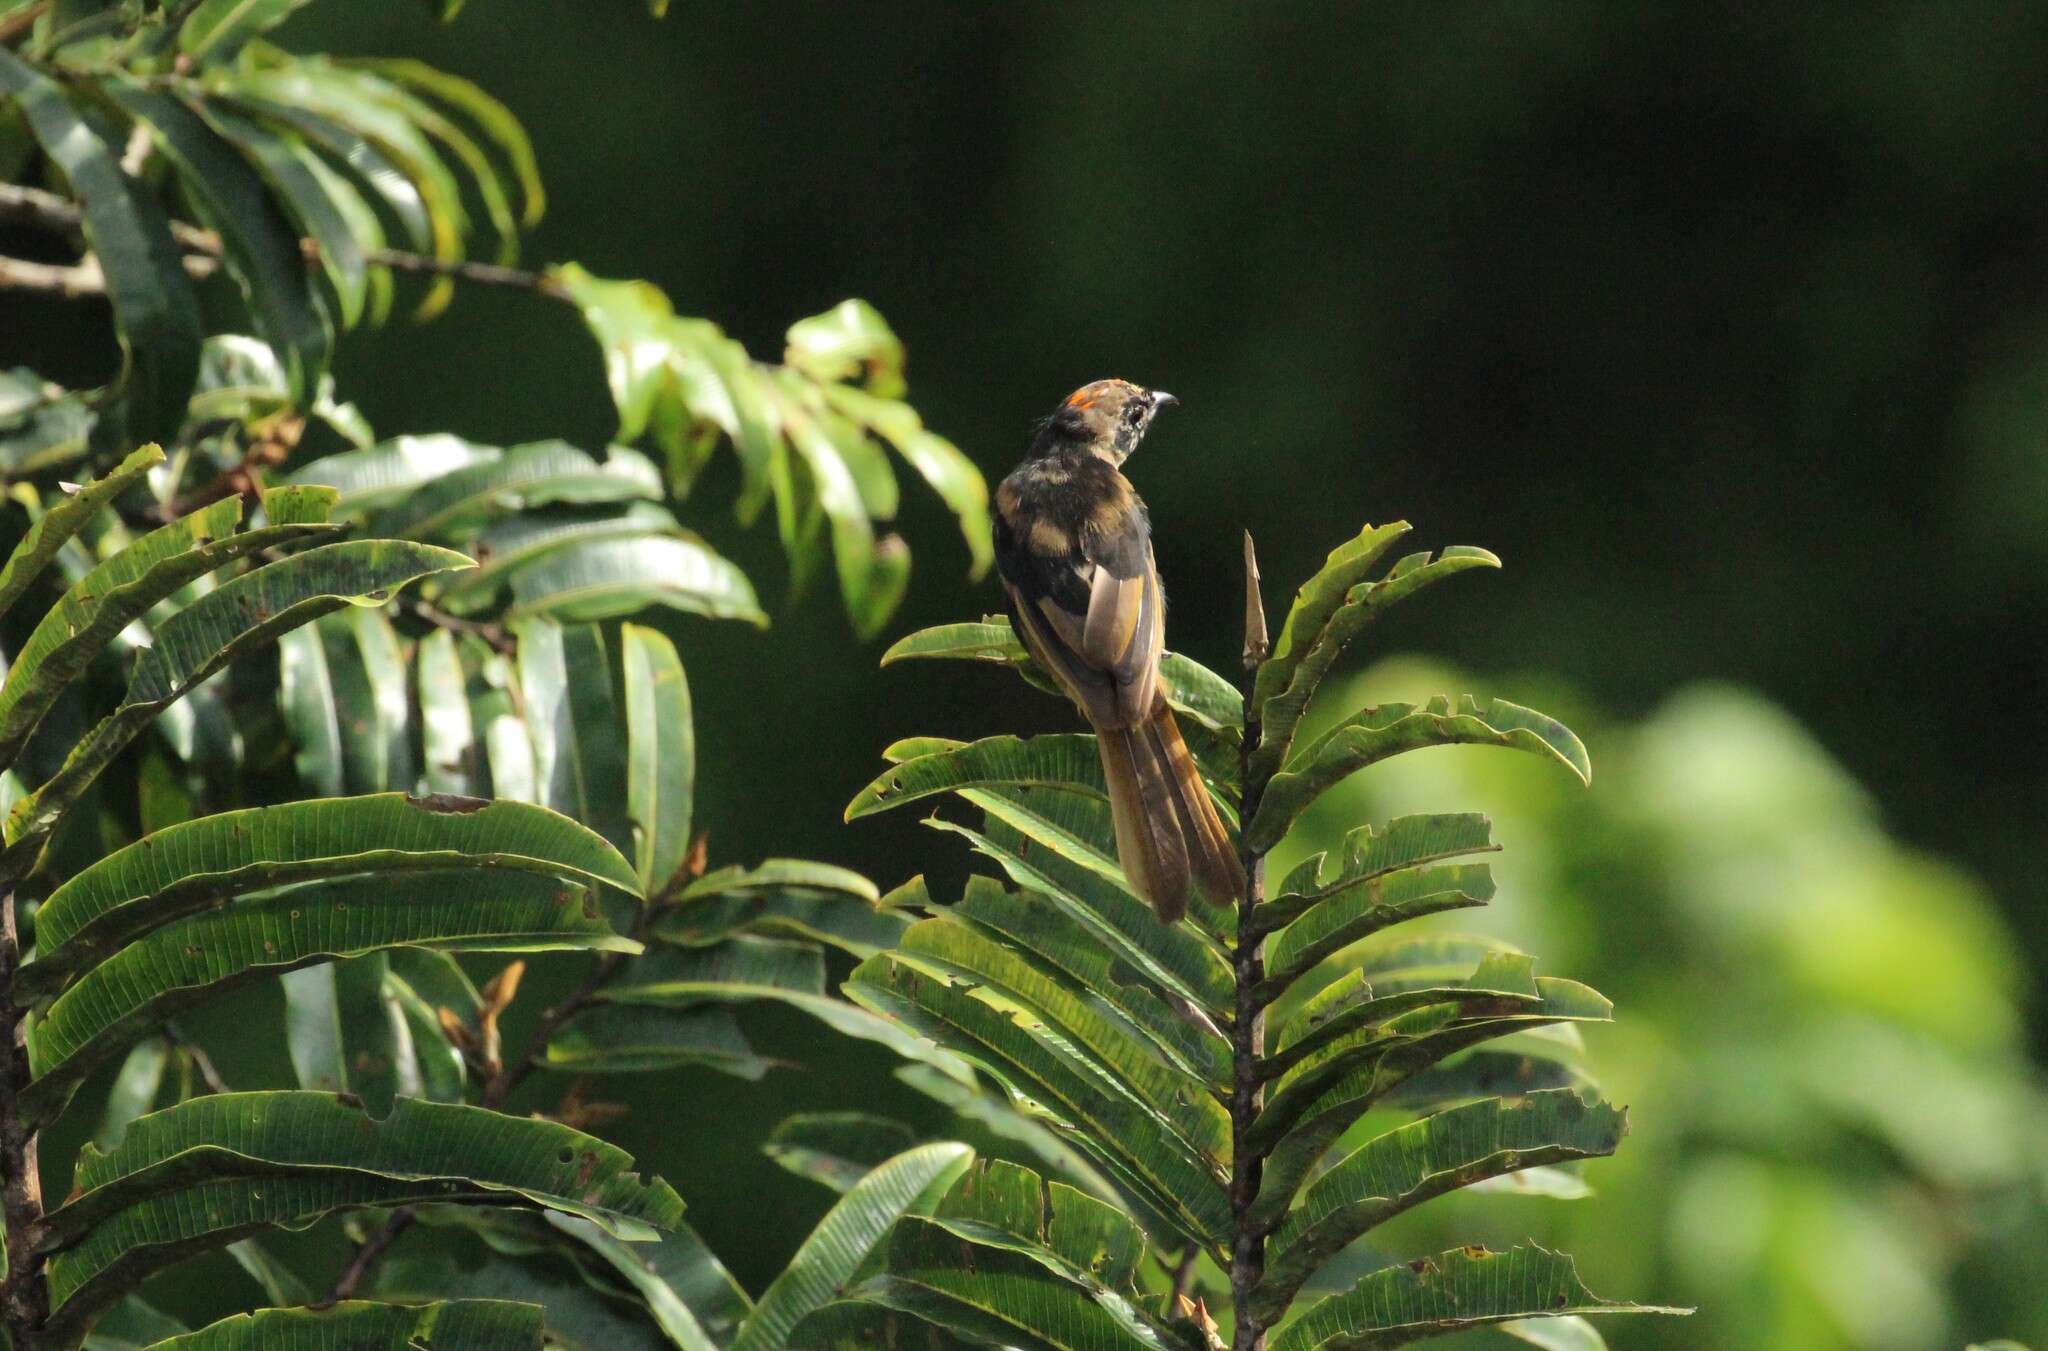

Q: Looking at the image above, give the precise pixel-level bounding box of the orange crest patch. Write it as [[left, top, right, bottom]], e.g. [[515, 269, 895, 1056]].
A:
[[1063, 378, 1133, 411]]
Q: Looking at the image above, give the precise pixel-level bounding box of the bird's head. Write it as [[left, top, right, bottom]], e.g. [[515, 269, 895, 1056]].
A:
[[1033, 378, 1178, 464]]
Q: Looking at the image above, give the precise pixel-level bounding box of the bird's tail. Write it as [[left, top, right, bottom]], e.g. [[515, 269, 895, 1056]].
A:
[[1096, 699, 1245, 923]]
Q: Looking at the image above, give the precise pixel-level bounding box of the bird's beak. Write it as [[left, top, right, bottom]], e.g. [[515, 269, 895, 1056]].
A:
[[1148, 390, 1179, 410]]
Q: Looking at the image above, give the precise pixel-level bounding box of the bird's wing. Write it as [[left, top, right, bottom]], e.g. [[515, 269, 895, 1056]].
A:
[[996, 472, 1161, 729]]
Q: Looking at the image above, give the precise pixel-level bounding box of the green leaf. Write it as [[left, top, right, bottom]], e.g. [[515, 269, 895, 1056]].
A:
[[765, 1112, 919, 1193], [25, 792, 639, 999], [1251, 696, 1591, 851], [93, 1035, 168, 1152], [196, 100, 368, 327], [963, 781, 1235, 943], [1254, 993, 1609, 1229], [136, 1300, 543, 1350], [595, 935, 969, 1074], [309, 604, 415, 793], [41, 1090, 680, 1332], [1263, 862, 1498, 1002], [929, 815, 1233, 1019], [621, 622, 693, 898], [878, 618, 1242, 734], [224, 60, 469, 317], [1255, 1091, 1628, 1322], [377, 1248, 666, 1351], [354, 57, 543, 227], [225, 1236, 313, 1307], [319, 63, 520, 265], [854, 1158, 1172, 1351], [656, 860, 908, 960], [1269, 1243, 1684, 1351], [179, 0, 316, 64], [418, 627, 481, 795], [731, 1142, 974, 1351], [847, 1183, 1177, 1351], [1259, 814, 1499, 932], [259, 483, 338, 526], [845, 953, 1230, 1246], [4, 540, 473, 860], [545, 1210, 752, 1348], [281, 953, 412, 1112], [784, 299, 905, 396], [23, 868, 634, 1123], [0, 445, 163, 627], [289, 434, 501, 513], [1252, 523, 1413, 716], [79, 1293, 189, 1348], [386, 964, 468, 1101], [816, 385, 991, 580], [219, 92, 432, 261], [0, 497, 337, 773], [544, 1002, 772, 1079], [108, 79, 332, 403], [516, 618, 631, 854], [951, 875, 1225, 1085], [367, 440, 660, 544], [844, 734, 1104, 821], [0, 53, 201, 440], [891, 1063, 1128, 1216], [504, 534, 767, 626], [891, 915, 1229, 1172], [782, 1299, 978, 1351], [1501, 1318, 1613, 1351], [425, 502, 685, 614], [1252, 544, 1503, 778], [279, 961, 346, 1091], [0, 370, 93, 476]]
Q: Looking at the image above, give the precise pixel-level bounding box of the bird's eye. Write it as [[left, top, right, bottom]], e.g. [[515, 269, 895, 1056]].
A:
[[1124, 404, 1143, 424]]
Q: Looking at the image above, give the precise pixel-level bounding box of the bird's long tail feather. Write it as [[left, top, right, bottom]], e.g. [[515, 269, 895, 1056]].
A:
[[1097, 700, 1245, 923]]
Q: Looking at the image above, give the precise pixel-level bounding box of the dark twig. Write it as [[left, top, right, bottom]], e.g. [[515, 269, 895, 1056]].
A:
[[0, 892, 49, 1349], [1228, 531, 1272, 1351], [397, 595, 514, 655], [1169, 1244, 1201, 1305], [161, 1021, 230, 1096], [319, 923, 645, 1307], [0, 181, 568, 301]]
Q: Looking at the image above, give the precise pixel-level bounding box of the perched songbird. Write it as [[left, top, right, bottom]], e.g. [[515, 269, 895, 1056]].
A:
[[993, 379, 1244, 923]]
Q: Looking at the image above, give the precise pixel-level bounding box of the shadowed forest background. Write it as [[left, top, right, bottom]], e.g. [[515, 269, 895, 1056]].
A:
[[6, 4, 2045, 1347]]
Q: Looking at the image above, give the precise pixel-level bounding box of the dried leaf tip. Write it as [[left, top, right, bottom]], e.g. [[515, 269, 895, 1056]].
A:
[[1242, 530, 1269, 668]]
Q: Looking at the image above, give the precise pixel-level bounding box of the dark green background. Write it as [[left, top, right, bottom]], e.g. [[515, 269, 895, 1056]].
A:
[[8, 0, 2046, 1335]]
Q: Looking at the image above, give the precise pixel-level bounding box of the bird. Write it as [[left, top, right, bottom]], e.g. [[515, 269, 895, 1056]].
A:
[[992, 378, 1243, 923]]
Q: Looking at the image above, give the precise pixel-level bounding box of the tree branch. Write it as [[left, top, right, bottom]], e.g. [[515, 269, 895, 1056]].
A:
[[0, 181, 567, 301], [1229, 530, 1271, 1351], [0, 892, 50, 1349], [318, 922, 649, 1307]]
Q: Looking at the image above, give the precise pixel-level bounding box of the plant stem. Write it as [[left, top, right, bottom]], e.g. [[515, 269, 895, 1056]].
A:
[[316, 943, 634, 1307], [0, 892, 49, 1349], [0, 182, 569, 302], [1229, 532, 1271, 1351]]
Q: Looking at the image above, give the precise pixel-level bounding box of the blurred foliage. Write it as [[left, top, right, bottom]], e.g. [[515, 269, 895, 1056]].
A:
[[1276, 661, 2048, 1350]]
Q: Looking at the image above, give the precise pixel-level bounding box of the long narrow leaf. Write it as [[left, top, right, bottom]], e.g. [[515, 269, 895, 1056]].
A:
[[1269, 1244, 1684, 1351], [140, 1299, 543, 1350], [0, 445, 164, 625], [1251, 696, 1590, 851], [25, 792, 638, 999], [731, 1143, 973, 1351], [23, 869, 635, 1122], [1255, 1091, 1627, 1321], [0, 54, 201, 438], [108, 80, 332, 402], [4, 540, 472, 860]]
